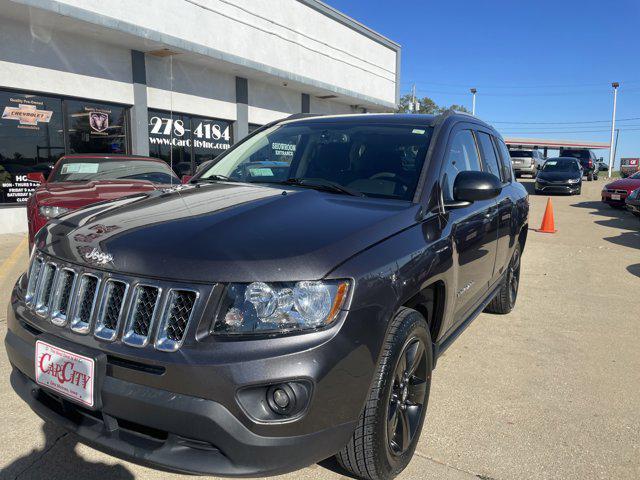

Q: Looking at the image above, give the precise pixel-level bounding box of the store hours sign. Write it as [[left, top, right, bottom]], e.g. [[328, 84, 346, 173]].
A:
[[148, 113, 231, 153]]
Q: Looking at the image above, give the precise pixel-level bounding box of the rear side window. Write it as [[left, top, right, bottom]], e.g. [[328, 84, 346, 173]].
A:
[[495, 139, 514, 183], [441, 129, 481, 201], [476, 132, 502, 180]]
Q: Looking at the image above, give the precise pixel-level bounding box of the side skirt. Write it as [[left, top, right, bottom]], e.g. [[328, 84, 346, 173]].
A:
[[432, 272, 506, 368]]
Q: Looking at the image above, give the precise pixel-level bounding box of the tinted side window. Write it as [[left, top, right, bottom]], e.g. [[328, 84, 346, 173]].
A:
[[476, 132, 502, 180], [495, 138, 514, 183], [441, 129, 481, 201]]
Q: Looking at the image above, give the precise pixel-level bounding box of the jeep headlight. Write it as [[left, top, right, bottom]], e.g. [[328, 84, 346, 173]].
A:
[[567, 178, 580, 184], [536, 177, 548, 184], [214, 280, 349, 335], [39, 205, 69, 219]]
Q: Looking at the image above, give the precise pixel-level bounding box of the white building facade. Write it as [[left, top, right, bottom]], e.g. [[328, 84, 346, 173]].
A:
[[0, 0, 400, 232]]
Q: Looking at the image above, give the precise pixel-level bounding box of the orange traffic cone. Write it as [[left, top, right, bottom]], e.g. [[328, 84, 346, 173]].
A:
[[536, 198, 556, 233]]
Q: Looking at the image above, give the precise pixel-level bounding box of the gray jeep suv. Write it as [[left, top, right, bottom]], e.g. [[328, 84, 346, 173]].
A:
[[6, 112, 528, 480]]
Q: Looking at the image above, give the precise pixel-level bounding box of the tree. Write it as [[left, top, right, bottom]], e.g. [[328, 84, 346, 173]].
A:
[[396, 94, 439, 114], [396, 94, 471, 115]]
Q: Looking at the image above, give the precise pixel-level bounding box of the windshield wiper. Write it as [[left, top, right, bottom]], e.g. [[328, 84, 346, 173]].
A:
[[192, 174, 238, 183], [277, 178, 364, 197]]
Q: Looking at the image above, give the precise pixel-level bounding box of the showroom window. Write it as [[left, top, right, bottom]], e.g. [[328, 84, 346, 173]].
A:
[[0, 88, 131, 205], [0, 90, 65, 204], [148, 109, 232, 176], [66, 100, 128, 154]]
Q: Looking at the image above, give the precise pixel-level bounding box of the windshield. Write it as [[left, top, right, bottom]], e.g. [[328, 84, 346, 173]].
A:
[[542, 159, 580, 172], [198, 122, 434, 200], [50, 158, 179, 183]]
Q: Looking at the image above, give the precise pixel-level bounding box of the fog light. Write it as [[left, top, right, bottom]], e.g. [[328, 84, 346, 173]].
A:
[[267, 384, 296, 415], [273, 389, 290, 409]]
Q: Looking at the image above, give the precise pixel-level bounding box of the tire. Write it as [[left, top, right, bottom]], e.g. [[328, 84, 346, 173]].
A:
[[485, 244, 521, 314], [587, 172, 594, 181], [336, 308, 432, 480]]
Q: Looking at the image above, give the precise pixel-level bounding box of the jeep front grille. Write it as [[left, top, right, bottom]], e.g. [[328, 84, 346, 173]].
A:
[[155, 290, 198, 352], [71, 274, 99, 334], [123, 285, 160, 347], [23, 254, 203, 352], [95, 279, 128, 341], [50, 268, 76, 326], [34, 263, 57, 316]]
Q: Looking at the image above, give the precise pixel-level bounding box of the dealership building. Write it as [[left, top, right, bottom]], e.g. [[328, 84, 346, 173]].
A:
[[0, 0, 400, 233]]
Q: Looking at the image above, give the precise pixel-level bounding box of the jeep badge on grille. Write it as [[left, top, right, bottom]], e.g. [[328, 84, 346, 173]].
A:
[[84, 247, 113, 265]]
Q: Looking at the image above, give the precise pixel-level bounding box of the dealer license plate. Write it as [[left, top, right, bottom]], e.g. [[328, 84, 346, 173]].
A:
[[35, 340, 95, 407], [611, 194, 621, 200]]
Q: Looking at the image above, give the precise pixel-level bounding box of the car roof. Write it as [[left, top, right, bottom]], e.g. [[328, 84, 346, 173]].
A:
[[277, 111, 487, 129]]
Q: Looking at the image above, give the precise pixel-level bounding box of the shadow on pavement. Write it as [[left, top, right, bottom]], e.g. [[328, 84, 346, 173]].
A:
[[0, 422, 134, 480], [570, 201, 640, 250], [628, 264, 640, 278]]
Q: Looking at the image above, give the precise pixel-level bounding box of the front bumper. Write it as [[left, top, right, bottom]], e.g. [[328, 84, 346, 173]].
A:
[[535, 182, 580, 194], [602, 192, 628, 206], [5, 281, 374, 476], [626, 199, 640, 215]]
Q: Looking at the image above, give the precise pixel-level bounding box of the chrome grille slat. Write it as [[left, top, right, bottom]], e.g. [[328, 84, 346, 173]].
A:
[[95, 280, 128, 341], [34, 263, 57, 316], [50, 268, 77, 326], [123, 285, 161, 348], [25, 257, 44, 304], [23, 254, 202, 352], [70, 274, 100, 334], [155, 290, 198, 352]]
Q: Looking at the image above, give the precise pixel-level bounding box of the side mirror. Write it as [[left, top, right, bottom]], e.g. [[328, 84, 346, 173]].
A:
[[27, 172, 46, 183], [452, 171, 502, 203], [181, 175, 192, 184]]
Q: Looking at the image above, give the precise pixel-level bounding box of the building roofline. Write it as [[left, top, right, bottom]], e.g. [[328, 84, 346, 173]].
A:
[[297, 0, 401, 51], [9, 0, 399, 110]]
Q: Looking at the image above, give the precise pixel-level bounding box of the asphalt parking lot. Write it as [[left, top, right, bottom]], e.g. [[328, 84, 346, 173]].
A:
[[0, 178, 638, 480]]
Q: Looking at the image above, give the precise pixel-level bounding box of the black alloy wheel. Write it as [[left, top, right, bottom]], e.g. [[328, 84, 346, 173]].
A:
[[387, 337, 429, 456], [506, 246, 521, 308]]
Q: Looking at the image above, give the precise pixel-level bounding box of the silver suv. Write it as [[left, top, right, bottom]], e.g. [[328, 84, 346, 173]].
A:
[[509, 149, 544, 177]]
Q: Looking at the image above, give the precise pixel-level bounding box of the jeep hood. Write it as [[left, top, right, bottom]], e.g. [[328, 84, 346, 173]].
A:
[[36, 183, 420, 282]]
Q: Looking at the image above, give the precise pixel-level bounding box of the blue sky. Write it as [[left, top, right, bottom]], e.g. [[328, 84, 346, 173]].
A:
[[328, 0, 640, 167]]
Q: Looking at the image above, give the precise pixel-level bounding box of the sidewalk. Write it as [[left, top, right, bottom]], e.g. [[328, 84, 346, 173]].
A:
[[0, 233, 28, 321]]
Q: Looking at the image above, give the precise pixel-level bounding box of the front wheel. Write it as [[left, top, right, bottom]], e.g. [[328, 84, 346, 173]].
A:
[[485, 244, 521, 314], [336, 308, 432, 480]]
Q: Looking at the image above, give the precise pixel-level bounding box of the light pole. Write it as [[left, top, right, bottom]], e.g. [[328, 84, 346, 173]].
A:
[[470, 88, 477, 115], [608, 82, 619, 178]]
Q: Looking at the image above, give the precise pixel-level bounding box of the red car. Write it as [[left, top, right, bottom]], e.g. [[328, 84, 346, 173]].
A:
[[26, 154, 180, 248], [601, 171, 640, 207]]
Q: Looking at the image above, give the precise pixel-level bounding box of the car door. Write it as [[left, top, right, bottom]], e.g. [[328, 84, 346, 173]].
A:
[[439, 126, 498, 330], [477, 131, 513, 282]]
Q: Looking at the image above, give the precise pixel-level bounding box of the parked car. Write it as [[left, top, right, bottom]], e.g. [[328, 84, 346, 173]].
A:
[[596, 158, 609, 171], [7, 112, 529, 480], [509, 149, 544, 177], [558, 148, 599, 181], [25, 154, 180, 249], [620, 158, 640, 178], [534, 157, 582, 195], [625, 188, 640, 217], [601, 171, 640, 207]]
